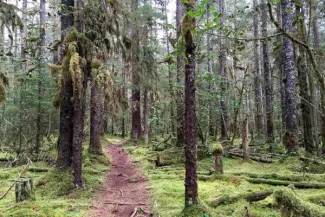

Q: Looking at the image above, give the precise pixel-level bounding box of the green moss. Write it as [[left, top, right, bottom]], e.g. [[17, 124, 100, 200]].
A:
[[212, 143, 223, 154], [0, 137, 112, 217], [274, 188, 325, 217], [178, 204, 211, 217]]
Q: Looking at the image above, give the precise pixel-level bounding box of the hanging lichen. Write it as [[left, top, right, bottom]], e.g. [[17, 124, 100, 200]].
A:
[[0, 1, 23, 31], [0, 72, 9, 106]]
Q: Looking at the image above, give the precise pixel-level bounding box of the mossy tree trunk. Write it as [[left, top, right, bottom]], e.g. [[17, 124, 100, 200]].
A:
[[57, 0, 75, 168], [176, 0, 185, 147], [36, 0, 46, 155], [261, 0, 274, 143], [295, 1, 313, 153], [90, 77, 104, 154], [131, 0, 141, 143], [218, 0, 229, 140], [182, 0, 198, 207], [281, 0, 299, 153], [253, 0, 264, 138]]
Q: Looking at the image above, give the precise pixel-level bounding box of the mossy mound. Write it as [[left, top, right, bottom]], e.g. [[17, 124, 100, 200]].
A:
[[178, 204, 211, 217]]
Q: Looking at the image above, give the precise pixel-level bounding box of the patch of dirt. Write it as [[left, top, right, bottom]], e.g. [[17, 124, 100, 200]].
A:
[[89, 144, 151, 217]]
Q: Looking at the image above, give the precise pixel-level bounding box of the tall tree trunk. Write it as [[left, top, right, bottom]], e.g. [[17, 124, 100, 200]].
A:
[[261, 0, 274, 143], [89, 78, 104, 154], [36, 0, 46, 155], [183, 0, 198, 207], [176, 0, 185, 147], [281, 0, 298, 153], [219, 0, 228, 140], [143, 88, 149, 144], [275, 3, 286, 135], [311, 0, 322, 154], [295, 1, 313, 153], [131, 0, 141, 143], [57, 0, 74, 168], [163, 3, 175, 135], [253, 0, 263, 138], [207, 2, 214, 137], [71, 0, 87, 187]]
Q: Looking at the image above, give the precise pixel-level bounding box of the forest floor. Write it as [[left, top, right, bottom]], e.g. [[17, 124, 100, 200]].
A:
[[123, 137, 325, 217], [89, 144, 151, 217]]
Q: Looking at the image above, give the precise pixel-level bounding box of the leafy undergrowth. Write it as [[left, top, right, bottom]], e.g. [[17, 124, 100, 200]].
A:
[[0, 136, 115, 217], [124, 139, 325, 217]]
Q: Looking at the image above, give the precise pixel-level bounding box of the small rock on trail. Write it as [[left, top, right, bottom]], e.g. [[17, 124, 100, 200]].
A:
[[89, 144, 151, 217]]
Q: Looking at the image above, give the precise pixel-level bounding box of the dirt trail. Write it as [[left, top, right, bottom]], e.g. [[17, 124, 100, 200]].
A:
[[89, 144, 151, 217]]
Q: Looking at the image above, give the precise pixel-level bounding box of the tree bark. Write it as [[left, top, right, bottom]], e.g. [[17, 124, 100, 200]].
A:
[[183, 0, 198, 207], [207, 2, 214, 137], [261, 0, 274, 143], [281, 0, 298, 153], [57, 0, 74, 168], [131, 0, 141, 143], [176, 0, 185, 147], [242, 118, 249, 159], [311, 0, 322, 154], [295, 0, 313, 154], [36, 0, 46, 155], [89, 78, 104, 154], [253, 0, 264, 137], [219, 0, 228, 140]]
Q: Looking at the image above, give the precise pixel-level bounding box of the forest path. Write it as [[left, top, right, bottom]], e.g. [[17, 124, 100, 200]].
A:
[[89, 144, 152, 217]]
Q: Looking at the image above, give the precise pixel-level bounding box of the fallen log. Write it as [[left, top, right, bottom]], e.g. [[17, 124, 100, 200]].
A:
[[247, 178, 325, 189], [212, 190, 274, 206], [228, 152, 273, 163], [28, 168, 49, 173], [274, 188, 325, 217], [300, 157, 325, 166], [231, 172, 309, 182]]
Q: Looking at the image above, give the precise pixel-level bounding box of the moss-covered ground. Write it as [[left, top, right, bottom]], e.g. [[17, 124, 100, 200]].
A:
[[0, 136, 116, 217], [124, 139, 325, 217]]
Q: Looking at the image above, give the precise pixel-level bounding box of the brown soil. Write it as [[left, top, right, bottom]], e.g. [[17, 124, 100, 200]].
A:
[[89, 144, 151, 217]]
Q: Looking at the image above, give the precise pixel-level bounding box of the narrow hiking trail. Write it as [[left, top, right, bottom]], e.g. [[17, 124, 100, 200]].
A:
[[89, 144, 152, 217]]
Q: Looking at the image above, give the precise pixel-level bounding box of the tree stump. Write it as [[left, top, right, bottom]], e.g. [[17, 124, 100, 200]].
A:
[[242, 118, 249, 159], [15, 178, 35, 202], [212, 144, 223, 174]]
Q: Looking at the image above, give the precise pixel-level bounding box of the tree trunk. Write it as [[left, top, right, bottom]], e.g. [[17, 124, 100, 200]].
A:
[[295, 1, 313, 153], [183, 0, 198, 207], [89, 78, 104, 154], [176, 0, 185, 147], [57, 0, 74, 168], [281, 0, 298, 153], [311, 0, 322, 154], [71, 0, 86, 188], [261, 0, 274, 143], [143, 88, 149, 145], [242, 118, 249, 159], [207, 2, 214, 137], [35, 0, 46, 155], [131, 0, 141, 143], [275, 2, 286, 135], [219, 0, 228, 140], [253, 0, 264, 138]]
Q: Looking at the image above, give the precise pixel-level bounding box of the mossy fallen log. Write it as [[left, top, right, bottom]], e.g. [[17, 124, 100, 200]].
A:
[[28, 168, 49, 173], [300, 157, 325, 166], [232, 172, 315, 182], [228, 152, 272, 163], [209, 190, 273, 207], [247, 178, 325, 189], [274, 188, 325, 217]]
